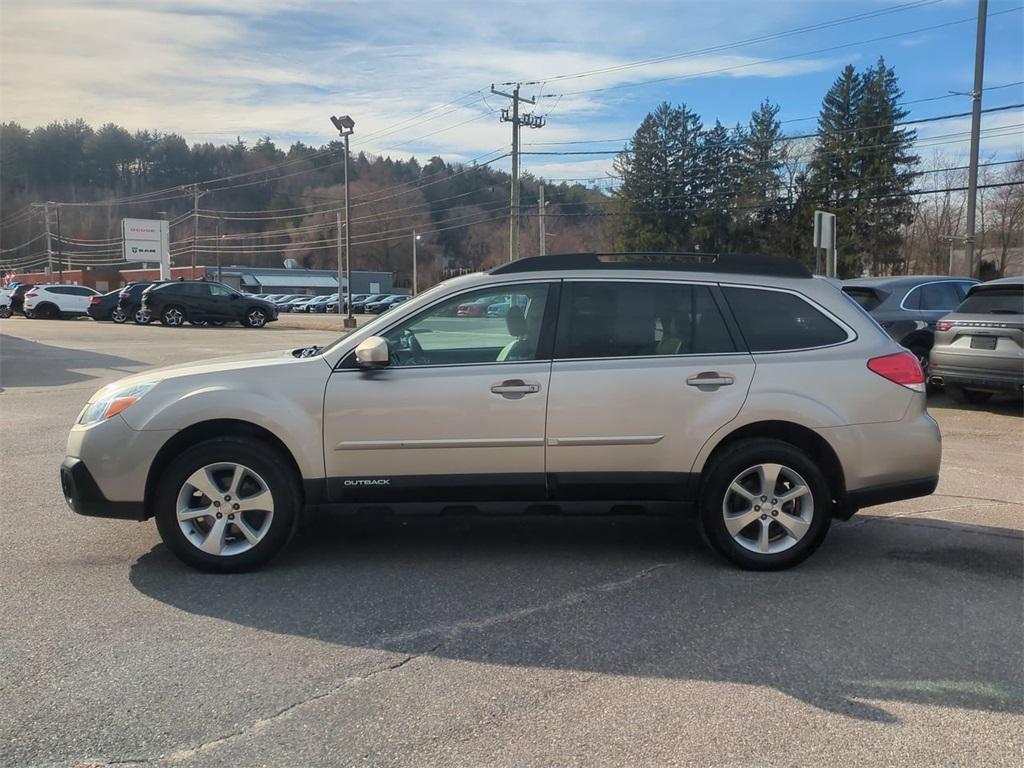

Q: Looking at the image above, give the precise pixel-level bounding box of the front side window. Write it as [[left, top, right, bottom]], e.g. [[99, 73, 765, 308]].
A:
[[382, 283, 551, 367], [557, 281, 736, 359], [722, 287, 849, 352]]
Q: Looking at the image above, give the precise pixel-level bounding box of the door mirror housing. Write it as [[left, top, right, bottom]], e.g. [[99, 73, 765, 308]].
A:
[[354, 336, 389, 368]]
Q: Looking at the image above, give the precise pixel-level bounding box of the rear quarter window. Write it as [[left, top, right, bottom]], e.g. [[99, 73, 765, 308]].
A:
[[722, 287, 850, 352]]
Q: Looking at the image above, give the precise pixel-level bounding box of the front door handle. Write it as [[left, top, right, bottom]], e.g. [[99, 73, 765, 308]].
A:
[[686, 372, 735, 389], [490, 379, 541, 398]]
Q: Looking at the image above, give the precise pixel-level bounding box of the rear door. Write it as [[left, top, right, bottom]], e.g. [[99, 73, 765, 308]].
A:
[[544, 279, 754, 502]]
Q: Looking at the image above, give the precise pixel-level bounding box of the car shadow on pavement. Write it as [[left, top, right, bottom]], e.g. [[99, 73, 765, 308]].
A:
[[928, 391, 1024, 416], [129, 513, 1023, 724], [0, 335, 145, 388]]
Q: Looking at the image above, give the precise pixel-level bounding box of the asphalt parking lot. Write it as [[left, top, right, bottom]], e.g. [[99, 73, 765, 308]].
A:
[[1, 315, 1021, 768]]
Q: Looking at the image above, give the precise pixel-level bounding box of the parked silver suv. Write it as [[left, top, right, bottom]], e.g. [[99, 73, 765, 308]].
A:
[[61, 253, 941, 572]]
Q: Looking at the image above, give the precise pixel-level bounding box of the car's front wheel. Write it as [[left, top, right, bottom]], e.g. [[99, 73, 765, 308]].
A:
[[0, 305, 12, 319], [699, 438, 831, 570], [245, 307, 268, 328], [133, 307, 152, 325], [161, 305, 186, 327], [111, 306, 128, 323], [154, 437, 299, 572]]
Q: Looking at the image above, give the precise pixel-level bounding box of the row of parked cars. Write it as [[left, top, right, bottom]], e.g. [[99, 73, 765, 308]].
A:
[[0, 281, 414, 328], [840, 275, 1022, 404], [259, 292, 411, 315]]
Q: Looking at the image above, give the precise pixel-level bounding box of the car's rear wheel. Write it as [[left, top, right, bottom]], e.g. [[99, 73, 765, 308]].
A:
[[161, 305, 186, 327], [245, 308, 268, 328], [0, 306, 11, 319], [946, 385, 992, 405], [699, 438, 831, 570], [154, 437, 300, 572], [111, 306, 128, 323]]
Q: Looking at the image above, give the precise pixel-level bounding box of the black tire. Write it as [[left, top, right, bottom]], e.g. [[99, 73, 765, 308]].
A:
[[35, 302, 59, 319], [0, 305, 12, 319], [132, 306, 152, 325], [160, 305, 186, 327], [699, 438, 832, 570], [111, 306, 128, 323], [210, 320, 227, 326], [189, 320, 209, 327], [153, 437, 301, 573], [245, 307, 268, 328], [946, 386, 992, 405]]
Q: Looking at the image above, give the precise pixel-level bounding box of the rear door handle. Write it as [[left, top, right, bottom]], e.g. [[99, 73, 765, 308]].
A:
[[490, 379, 541, 397], [686, 372, 735, 389]]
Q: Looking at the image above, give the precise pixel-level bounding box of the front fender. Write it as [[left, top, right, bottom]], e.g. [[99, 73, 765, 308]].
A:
[[122, 379, 327, 481]]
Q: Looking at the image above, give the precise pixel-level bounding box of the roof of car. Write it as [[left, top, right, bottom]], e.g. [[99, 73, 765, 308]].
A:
[[491, 252, 812, 279], [843, 275, 977, 289], [969, 276, 1024, 291]]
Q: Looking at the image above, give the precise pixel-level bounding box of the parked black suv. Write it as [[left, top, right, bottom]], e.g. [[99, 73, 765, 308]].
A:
[[842, 276, 977, 376], [115, 281, 167, 324], [142, 280, 278, 328]]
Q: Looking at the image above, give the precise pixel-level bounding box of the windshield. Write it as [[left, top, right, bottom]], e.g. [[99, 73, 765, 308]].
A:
[[956, 288, 1023, 315]]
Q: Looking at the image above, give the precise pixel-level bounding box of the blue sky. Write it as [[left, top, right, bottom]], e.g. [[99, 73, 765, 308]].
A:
[[2, 0, 1021, 182]]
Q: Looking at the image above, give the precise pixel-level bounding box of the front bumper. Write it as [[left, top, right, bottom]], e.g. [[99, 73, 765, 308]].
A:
[[61, 457, 146, 520]]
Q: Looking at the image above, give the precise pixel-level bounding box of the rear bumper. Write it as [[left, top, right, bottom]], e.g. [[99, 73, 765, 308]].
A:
[[61, 457, 146, 520], [928, 361, 1024, 393], [843, 476, 939, 516]]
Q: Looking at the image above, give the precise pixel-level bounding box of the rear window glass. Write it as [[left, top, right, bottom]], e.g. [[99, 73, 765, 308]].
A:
[[841, 287, 883, 311], [723, 287, 849, 352], [916, 282, 962, 311], [957, 288, 1023, 315]]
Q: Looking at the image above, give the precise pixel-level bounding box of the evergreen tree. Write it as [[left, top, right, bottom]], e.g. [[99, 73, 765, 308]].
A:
[[613, 101, 703, 250], [807, 64, 864, 274], [855, 56, 919, 274], [694, 120, 735, 251], [738, 100, 786, 249]]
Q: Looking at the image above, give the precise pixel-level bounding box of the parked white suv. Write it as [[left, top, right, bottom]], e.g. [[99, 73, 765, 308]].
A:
[[24, 284, 100, 319], [61, 254, 941, 572]]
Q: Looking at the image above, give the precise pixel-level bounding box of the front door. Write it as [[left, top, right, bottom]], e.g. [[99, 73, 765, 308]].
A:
[[322, 281, 558, 503], [544, 279, 755, 502]]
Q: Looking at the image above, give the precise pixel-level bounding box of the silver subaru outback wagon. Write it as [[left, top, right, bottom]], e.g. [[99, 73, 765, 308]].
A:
[[61, 253, 941, 572]]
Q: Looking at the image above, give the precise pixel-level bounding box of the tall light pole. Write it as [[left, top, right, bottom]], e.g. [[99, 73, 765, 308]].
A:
[[412, 230, 421, 295], [330, 114, 357, 329]]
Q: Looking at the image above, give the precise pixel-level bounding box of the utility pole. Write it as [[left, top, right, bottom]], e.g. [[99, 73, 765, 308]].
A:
[[43, 202, 53, 276], [412, 230, 420, 295], [492, 84, 545, 261], [55, 204, 63, 283], [215, 217, 224, 283], [189, 185, 204, 279], [538, 184, 546, 256], [964, 0, 988, 278]]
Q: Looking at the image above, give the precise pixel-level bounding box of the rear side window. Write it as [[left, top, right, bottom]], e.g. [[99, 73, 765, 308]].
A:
[[722, 287, 849, 352], [957, 287, 1023, 315], [842, 287, 883, 311], [916, 282, 962, 311], [557, 281, 736, 359]]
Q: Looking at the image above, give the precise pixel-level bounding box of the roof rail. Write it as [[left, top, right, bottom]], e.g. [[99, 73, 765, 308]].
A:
[[489, 252, 812, 279]]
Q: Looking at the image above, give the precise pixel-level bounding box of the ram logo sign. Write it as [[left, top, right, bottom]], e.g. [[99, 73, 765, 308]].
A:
[[121, 218, 170, 279]]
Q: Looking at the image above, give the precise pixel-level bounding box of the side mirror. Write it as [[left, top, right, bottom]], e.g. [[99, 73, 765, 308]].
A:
[[354, 336, 389, 368]]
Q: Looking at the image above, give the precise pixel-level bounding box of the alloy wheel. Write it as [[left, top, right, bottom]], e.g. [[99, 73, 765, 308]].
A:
[[722, 463, 814, 554], [247, 309, 266, 328], [176, 462, 275, 557], [111, 307, 127, 323], [134, 308, 152, 325], [163, 307, 185, 326]]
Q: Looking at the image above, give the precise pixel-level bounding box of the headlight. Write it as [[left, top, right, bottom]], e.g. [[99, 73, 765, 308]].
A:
[[78, 381, 159, 425]]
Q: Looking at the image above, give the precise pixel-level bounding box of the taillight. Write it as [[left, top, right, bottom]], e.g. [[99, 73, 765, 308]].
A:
[[867, 351, 925, 392], [89, 296, 101, 305], [936, 320, 953, 331]]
